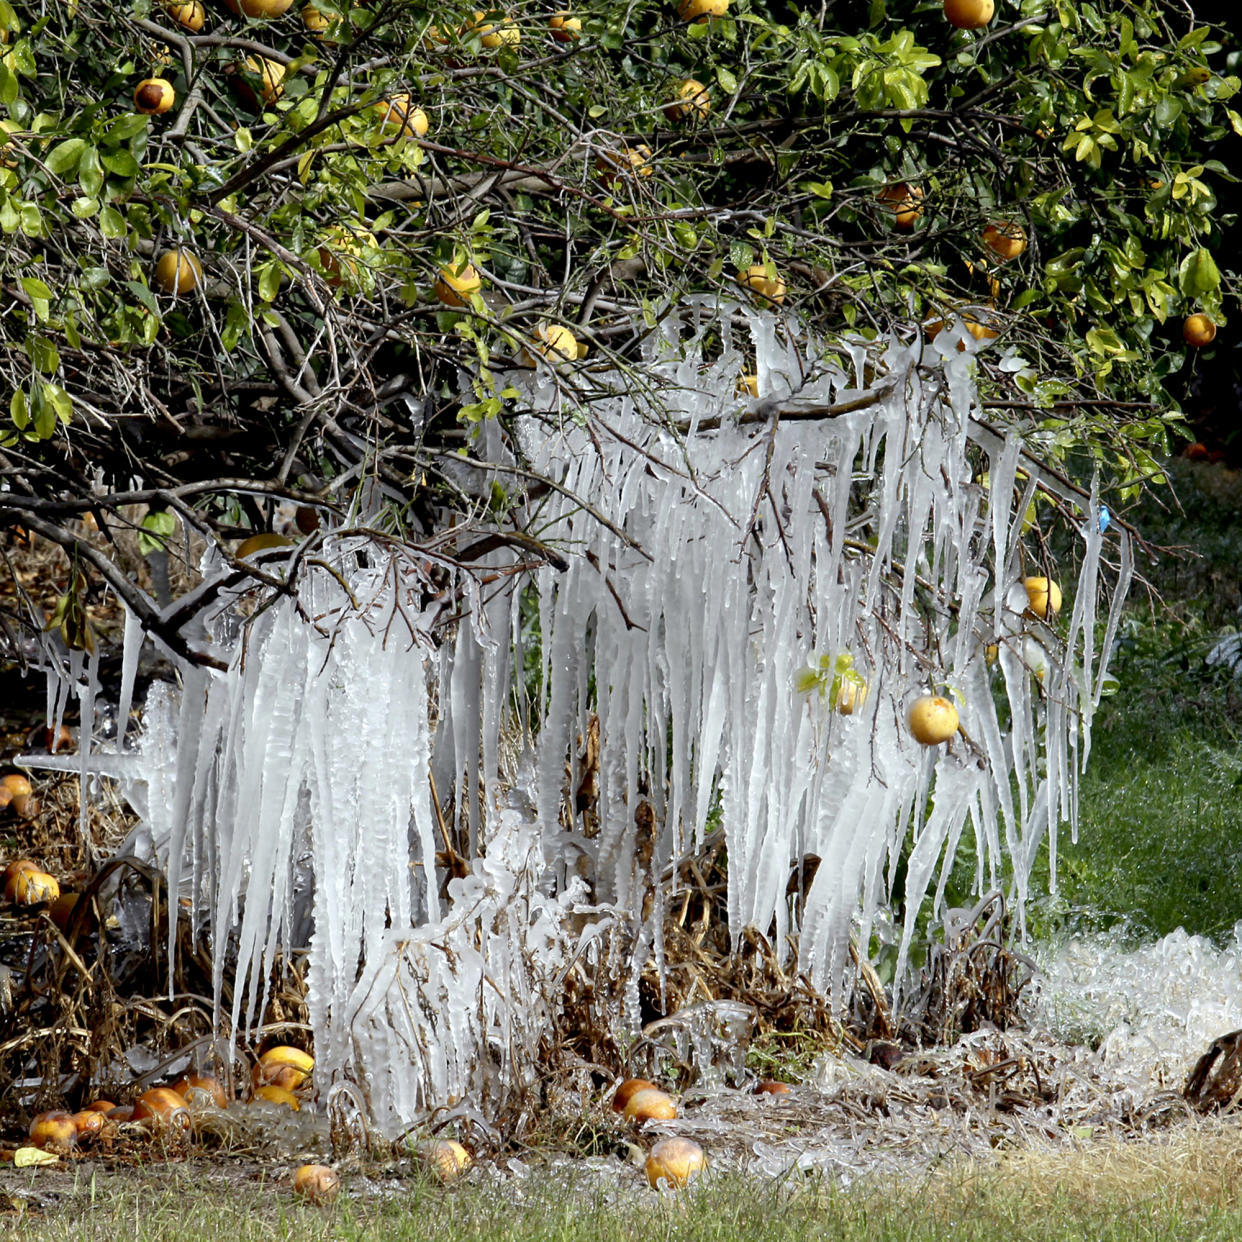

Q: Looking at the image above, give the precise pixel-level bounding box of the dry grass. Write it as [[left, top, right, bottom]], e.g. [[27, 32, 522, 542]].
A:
[[946, 1120, 1242, 1216]]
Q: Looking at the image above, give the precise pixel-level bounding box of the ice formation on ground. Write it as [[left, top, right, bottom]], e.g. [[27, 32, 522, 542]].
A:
[[1034, 926, 1242, 1087], [30, 306, 1131, 1131]]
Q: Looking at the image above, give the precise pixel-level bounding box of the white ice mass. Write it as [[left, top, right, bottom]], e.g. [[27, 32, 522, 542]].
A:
[[36, 306, 1131, 1132]]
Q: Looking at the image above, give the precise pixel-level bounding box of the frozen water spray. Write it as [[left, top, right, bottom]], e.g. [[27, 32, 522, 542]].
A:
[[33, 307, 1131, 1132]]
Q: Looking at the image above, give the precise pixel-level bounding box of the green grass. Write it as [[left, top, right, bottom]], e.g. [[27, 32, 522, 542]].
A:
[[11, 1139, 1242, 1242]]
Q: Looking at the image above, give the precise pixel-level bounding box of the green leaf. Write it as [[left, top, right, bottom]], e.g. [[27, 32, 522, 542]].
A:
[[138, 508, 177, 555], [98, 205, 127, 239], [101, 148, 139, 178], [258, 261, 284, 303], [20, 277, 51, 322], [1178, 248, 1221, 298], [10, 386, 28, 429], [44, 381, 72, 425], [78, 146, 104, 197], [46, 138, 86, 177], [26, 334, 58, 374]]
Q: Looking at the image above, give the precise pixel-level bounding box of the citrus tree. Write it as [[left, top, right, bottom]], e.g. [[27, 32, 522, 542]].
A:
[[0, 0, 1236, 649]]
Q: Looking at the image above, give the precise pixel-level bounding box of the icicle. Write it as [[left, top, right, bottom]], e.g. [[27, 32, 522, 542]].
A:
[[75, 304, 1131, 1132]]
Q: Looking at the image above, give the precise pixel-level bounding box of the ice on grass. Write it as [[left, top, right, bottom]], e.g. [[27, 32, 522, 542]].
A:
[[35, 306, 1129, 1130]]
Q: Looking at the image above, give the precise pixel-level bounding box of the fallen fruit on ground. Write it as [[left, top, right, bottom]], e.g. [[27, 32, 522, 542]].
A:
[[293, 1164, 341, 1203], [878, 182, 923, 230], [611, 1077, 658, 1111], [133, 78, 175, 115], [737, 264, 786, 306], [132, 1088, 192, 1132], [908, 695, 960, 745], [70, 1110, 105, 1140], [548, 11, 580, 40], [253, 1084, 301, 1109], [256, 1062, 308, 1092], [6, 868, 59, 903], [1183, 313, 1217, 348], [154, 249, 203, 296], [943, 0, 993, 28], [172, 1073, 230, 1109], [982, 220, 1026, 261], [753, 1080, 790, 1095], [622, 1087, 678, 1123], [0, 775, 34, 811], [420, 1139, 472, 1182], [1022, 576, 1062, 619], [433, 262, 483, 306], [28, 1111, 78, 1151], [664, 78, 710, 123], [49, 892, 89, 931], [645, 1137, 706, 1188], [256, 1045, 313, 1090], [259, 1045, 314, 1073]]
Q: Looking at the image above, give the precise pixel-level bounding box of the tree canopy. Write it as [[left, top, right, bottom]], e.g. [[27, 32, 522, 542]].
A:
[[0, 0, 1237, 651]]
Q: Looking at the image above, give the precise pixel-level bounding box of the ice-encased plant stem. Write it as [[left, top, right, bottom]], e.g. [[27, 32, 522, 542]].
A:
[[31, 309, 1130, 1131]]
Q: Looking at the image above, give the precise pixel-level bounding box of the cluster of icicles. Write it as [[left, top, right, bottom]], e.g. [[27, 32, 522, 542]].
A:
[[37, 306, 1131, 1133]]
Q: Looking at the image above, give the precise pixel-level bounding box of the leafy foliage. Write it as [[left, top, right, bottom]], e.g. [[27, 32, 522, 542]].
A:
[[0, 0, 1236, 639]]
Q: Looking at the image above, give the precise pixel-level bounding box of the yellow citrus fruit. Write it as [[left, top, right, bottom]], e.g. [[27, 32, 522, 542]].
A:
[[622, 1087, 678, 1122], [663, 78, 710, 123], [737, 264, 786, 306], [433, 263, 483, 306], [907, 695, 960, 745], [677, 0, 728, 21], [982, 220, 1026, 261], [523, 323, 578, 366], [161, 0, 206, 30], [596, 144, 653, 184], [645, 1137, 706, 1189], [878, 182, 923, 230], [1183, 313, 1216, 348], [133, 78, 175, 115], [548, 11, 580, 40], [293, 1165, 341, 1203], [236, 532, 294, 558], [1022, 576, 1062, 619], [943, 0, 993, 29], [154, 249, 203, 296], [224, 0, 293, 16], [420, 1139, 472, 1183], [235, 56, 285, 108], [373, 94, 430, 138], [472, 10, 520, 46]]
